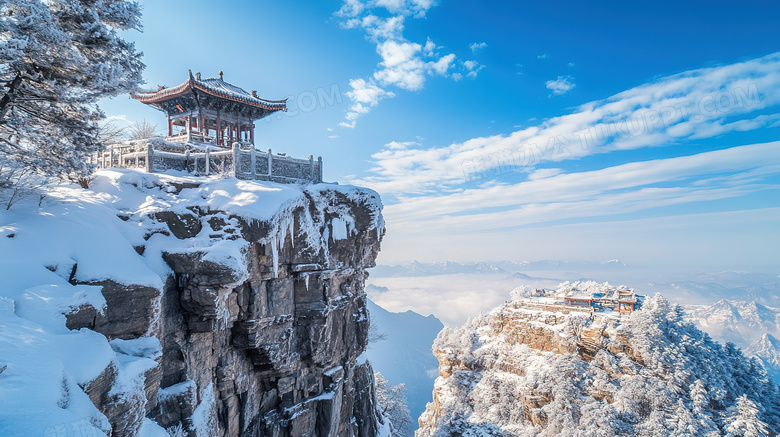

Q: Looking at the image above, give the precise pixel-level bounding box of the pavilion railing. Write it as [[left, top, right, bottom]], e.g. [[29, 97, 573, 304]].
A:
[[92, 138, 323, 184]]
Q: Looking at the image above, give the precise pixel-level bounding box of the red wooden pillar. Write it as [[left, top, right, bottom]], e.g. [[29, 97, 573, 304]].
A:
[[187, 114, 192, 135], [237, 121, 242, 142], [250, 123, 254, 143], [167, 115, 172, 136], [216, 113, 221, 146]]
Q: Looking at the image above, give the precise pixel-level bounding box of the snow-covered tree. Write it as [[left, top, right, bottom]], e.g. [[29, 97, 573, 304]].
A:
[[127, 119, 160, 140], [0, 0, 144, 180], [725, 395, 770, 437], [418, 287, 780, 437], [374, 372, 414, 437], [689, 379, 712, 416]]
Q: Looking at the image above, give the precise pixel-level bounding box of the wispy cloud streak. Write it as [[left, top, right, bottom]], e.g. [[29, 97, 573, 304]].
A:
[[353, 53, 780, 195]]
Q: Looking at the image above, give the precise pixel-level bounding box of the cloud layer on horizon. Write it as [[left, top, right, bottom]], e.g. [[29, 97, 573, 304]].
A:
[[352, 53, 780, 269]]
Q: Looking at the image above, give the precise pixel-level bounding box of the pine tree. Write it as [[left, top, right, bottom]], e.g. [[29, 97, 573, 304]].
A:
[[725, 395, 770, 437], [0, 0, 144, 180], [374, 372, 414, 437]]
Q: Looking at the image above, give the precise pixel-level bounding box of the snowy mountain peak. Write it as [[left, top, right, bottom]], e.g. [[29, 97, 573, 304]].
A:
[[747, 333, 780, 357]]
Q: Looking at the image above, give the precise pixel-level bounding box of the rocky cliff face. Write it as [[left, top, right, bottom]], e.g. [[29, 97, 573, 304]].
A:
[[417, 283, 780, 436], [0, 170, 385, 437]]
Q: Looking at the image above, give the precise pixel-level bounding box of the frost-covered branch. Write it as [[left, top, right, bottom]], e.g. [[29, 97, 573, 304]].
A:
[[0, 0, 144, 180]]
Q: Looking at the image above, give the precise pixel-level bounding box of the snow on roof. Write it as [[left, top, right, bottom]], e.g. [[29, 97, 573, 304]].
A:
[[551, 280, 636, 300], [132, 71, 287, 113], [196, 77, 286, 108]]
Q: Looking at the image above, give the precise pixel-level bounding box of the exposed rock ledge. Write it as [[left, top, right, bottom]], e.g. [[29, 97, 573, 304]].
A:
[[417, 284, 780, 436], [0, 170, 385, 437]]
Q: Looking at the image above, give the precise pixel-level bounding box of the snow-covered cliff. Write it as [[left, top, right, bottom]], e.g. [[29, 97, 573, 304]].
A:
[[0, 169, 385, 436], [417, 282, 780, 436]]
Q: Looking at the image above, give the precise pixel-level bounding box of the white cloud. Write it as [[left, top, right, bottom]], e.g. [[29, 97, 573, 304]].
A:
[[372, 0, 435, 17], [386, 140, 420, 149], [103, 115, 132, 126], [377, 41, 422, 68], [423, 37, 436, 56], [343, 78, 396, 121], [469, 42, 487, 53], [335, 0, 467, 128], [375, 207, 780, 276], [462, 60, 485, 79], [328, 135, 340, 139], [369, 141, 780, 273], [350, 53, 780, 194], [546, 75, 575, 96], [527, 168, 563, 180], [537, 53, 548, 60], [336, 0, 366, 17], [383, 142, 780, 227], [430, 53, 456, 76]]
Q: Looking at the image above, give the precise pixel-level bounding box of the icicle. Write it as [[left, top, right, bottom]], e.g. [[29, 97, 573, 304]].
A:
[[271, 239, 278, 279], [288, 216, 295, 249], [304, 273, 310, 290]]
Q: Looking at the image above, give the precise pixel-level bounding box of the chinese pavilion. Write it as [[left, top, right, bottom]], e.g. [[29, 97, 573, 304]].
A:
[[131, 70, 287, 147]]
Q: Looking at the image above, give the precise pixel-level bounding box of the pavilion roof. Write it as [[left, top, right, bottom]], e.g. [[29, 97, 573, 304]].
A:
[[131, 71, 287, 114]]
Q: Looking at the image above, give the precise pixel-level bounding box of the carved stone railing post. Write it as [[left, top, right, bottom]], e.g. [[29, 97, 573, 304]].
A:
[[205, 148, 210, 176], [232, 142, 240, 178], [250, 146, 257, 180], [267, 148, 273, 178], [317, 156, 323, 183], [146, 144, 154, 173], [309, 155, 314, 182]]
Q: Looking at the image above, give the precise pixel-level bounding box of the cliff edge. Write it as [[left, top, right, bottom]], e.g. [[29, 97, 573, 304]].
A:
[[0, 169, 385, 437]]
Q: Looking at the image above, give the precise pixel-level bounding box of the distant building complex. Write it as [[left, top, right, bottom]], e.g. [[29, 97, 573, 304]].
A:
[[515, 283, 643, 315]]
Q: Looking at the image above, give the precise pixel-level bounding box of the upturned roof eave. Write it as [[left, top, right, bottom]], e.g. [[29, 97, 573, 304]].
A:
[[131, 73, 287, 114]]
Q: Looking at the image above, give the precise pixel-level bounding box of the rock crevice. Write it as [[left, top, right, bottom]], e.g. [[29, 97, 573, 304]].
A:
[[67, 184, 385, 437]]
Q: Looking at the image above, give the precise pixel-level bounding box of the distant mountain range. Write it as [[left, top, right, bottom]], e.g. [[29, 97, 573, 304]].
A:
[[746, 333, 780, 383], [651, 271, 780, 306], [370, 259, 626, 277], [366, 298, 444, 424], [684, 299, 780, 383]]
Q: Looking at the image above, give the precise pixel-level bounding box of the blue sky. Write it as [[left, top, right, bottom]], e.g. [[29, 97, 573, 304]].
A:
[[100, 0, 780, 272]]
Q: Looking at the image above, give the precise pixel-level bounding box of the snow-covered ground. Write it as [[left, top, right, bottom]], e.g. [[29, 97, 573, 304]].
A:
[[0, 169, 380, 436]]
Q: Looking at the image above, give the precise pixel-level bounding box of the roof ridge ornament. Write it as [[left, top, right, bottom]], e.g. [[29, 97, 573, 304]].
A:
[[219, 70, 224, 80]]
